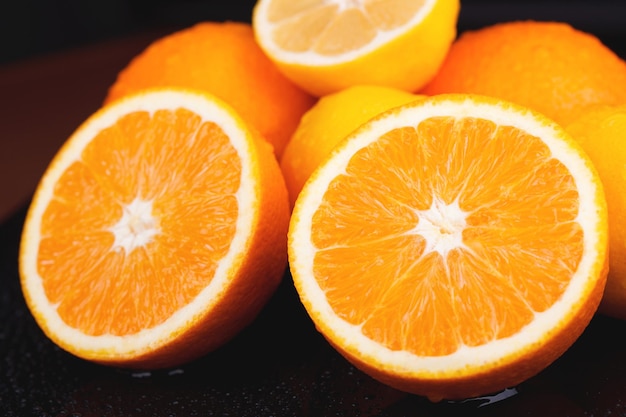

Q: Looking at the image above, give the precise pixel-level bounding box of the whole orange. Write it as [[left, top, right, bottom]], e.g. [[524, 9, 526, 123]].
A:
[[566, 105, 626, 321], [105, 21, 316, 157], [421, 21, 626, 126]]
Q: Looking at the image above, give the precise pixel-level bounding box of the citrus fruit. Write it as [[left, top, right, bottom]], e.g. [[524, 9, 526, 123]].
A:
[[281, 85, 423, 206], [421, 21, 626, 127], [288, 94, 608, 401], [19, 88, 290, 369], [104, 21, 316, 157], [252, 0, 460, 96], [566, 105, 626, 321]]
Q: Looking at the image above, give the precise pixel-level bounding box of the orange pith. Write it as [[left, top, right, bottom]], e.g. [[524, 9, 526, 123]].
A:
[[311, 116, 582, 356], [38, 109, 240, 336]]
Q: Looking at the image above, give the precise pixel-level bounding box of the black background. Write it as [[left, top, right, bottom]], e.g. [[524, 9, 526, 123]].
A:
[[2, 1, 626, 65]]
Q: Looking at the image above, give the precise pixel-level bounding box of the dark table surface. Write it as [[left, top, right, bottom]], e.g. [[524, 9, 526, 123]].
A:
[[2, 2, 626, 416]]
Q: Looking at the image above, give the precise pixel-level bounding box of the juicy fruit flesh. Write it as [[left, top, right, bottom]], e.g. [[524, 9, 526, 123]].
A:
[[38, 108, 241, 336], [268, 0, 427, 55], [311, 116, 582, 356]]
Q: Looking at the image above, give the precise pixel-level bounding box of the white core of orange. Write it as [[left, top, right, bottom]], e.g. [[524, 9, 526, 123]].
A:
[[109, 198, 159, 254], [413, 197, 468, 257]]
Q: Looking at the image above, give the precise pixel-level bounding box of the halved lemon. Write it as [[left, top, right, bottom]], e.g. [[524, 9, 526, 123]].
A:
[[253, 0, 460, 96]]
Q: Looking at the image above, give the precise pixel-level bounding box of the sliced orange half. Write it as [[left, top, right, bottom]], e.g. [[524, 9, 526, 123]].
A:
[[252, 0, 460, 96], [288, 94, 608, 400], [19, 88, 290, 369]]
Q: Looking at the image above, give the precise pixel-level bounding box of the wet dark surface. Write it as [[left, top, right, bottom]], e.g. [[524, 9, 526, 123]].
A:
[[2, 204, 626, 417]]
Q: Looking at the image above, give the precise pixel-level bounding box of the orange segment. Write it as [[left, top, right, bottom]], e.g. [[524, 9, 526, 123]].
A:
[[20, 88, 289, 368], [288, 94, 608, 400]]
